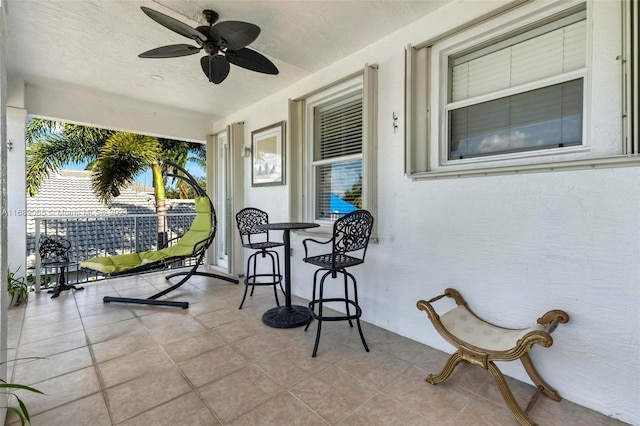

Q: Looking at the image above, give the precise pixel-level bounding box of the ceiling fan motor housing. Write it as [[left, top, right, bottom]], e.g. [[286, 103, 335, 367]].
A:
[[203, 10, 219, 25]]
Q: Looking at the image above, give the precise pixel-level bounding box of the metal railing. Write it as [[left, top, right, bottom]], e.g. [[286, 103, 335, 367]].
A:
[[29, 212, 197, 291]]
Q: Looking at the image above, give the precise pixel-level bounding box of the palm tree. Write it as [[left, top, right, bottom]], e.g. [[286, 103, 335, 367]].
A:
[[26, 118, 205, 247]]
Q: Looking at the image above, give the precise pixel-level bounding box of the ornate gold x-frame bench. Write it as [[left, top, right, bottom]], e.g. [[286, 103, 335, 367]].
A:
[[417, 288, 569, 426]]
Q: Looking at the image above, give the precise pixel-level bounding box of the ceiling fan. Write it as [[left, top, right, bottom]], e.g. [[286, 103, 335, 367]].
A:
[[139, 6, 279, 84]]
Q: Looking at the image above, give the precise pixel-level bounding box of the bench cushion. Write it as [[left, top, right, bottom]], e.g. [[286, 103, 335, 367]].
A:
[[440, 305, 544, 351]]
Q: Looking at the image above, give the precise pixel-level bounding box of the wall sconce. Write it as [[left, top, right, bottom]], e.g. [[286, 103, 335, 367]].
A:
[[242, 146, 252, 158]]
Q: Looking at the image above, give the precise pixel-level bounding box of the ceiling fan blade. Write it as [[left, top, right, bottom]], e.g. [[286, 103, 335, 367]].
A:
[[141, 7, 207, 42], [210, 21, 261, 50], [226, 48, 279, 75], [139, 44, 201, 58], [200, 55, 231, 84]]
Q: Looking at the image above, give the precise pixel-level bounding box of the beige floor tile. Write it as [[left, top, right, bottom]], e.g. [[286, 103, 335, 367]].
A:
[[137, 309, 193, 330], [146, 316, 207, 345], [12, 346, 94, 386], [381, 366, 472, 424], [449, 395, 516, 426], [194, 306, 247, 329], [110, 277, 154, 292], [475, 372, 537, 409], [335, 350, 411, 390], [118, 391, 220, 426], [11, 367, 101, 417], [290, 365, 377, 424], [155, 286, 207, 305], [77, 299, 134, 318], [115, 285, 162, 299], [105, 367, 192, 423], [80, 308, 136, 329], [19, 318, 84, 345], [418, 357, 490, 393], [16, 330, 87, 359], [187, 297, 230, 316], [295, 327, 371, 364], [230, 329, 295, 360], [162, 330, 227, 363], [97, 346, 173, 388], [227, 392, 326, 426], [17, 392, 111, 426], [337, 393, 429, 426], [199, 365, 284, 424], [22, 293, 77, 318], [178, 345, 249, 387], [210, 317, 264, 343], [21, 309, 80, 330], [84, 317, 145, 344], [91, 327, 157, 364], [255, 346, 331, 388]]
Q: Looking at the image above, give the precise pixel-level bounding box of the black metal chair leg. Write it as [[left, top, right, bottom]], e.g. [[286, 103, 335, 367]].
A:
[[351, 276, 369, 352], [311, 276, 327, 357], [238, 278, 250, 309], [311, 319, 322, 357], [344, 272, 354, 328], [356, 317, 370, 352]]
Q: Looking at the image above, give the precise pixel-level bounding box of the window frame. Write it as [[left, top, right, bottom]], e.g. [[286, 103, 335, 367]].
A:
[[306, 83, 363, 226], [438, 6, 588, 166], [404, 0, 640, 180], [290, 65, 378, 237]]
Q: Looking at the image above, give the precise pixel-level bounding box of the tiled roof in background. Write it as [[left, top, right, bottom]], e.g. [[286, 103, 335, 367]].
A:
[[27, 170, 157, 217]]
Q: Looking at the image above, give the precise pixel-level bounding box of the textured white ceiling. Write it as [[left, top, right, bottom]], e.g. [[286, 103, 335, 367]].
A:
[[6, 0, 451, 118]]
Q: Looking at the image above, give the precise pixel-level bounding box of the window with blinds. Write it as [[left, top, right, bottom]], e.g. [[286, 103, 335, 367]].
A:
[[446, 9, 586, 160], [313, 94, 363, 221]]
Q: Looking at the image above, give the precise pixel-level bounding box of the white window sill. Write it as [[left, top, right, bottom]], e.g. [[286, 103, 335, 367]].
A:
[[407, 155, 640, 181]]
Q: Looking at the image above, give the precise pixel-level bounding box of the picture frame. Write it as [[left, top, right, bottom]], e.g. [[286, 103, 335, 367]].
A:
[[251, 121, 285, 187]]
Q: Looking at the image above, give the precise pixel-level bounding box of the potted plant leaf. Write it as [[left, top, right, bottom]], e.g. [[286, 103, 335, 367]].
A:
[[1, 357, 44, 425], [7, 266, 29, 307]]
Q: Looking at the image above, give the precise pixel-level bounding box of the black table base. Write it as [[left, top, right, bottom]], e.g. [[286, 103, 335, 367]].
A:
[[48, 282, 84, 298], [262, 305, 311, 328], [47, 264, 84, 298]]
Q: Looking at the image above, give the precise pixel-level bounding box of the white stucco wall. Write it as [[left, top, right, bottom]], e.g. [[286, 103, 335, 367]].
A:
[[214, 0, 640, 423]]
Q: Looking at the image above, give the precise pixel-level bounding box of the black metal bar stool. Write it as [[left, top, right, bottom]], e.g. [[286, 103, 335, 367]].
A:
[[235, 208, 285, 309], [302, 209, 374, 357]]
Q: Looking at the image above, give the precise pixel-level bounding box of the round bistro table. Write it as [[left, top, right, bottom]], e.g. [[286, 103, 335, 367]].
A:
[[256, 222, 320, 328]]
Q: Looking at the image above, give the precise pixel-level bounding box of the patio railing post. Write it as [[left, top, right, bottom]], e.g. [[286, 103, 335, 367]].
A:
[[34, 217, 41, 292]]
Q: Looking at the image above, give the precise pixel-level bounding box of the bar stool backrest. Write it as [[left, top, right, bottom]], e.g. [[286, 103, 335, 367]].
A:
[[236, 207, 271, 246], [332, 209, 374, 259]]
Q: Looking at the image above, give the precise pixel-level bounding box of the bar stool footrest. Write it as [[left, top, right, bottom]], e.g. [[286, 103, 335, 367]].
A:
[[308, 298, 362, 321]]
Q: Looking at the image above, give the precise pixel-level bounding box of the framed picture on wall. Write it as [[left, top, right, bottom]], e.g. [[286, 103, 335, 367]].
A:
[[251, 121, 285, 187]]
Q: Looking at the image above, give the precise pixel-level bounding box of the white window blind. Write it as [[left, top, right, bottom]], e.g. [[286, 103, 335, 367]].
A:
[[451, 14, 586, 102], [450, 79, 583, 159], [313, 95, 363, 221], [447, 9, 586, 160], [315, 97, 363, 160]]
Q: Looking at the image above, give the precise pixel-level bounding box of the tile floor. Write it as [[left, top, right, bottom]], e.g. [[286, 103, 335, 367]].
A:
[[5, 269, 628, 425]]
